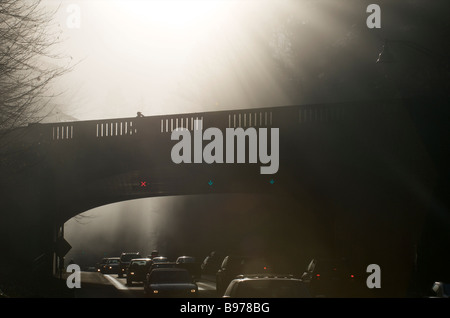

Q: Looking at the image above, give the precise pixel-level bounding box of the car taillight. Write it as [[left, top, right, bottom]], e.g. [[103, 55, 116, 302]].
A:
[[350, 275, 354, 278]]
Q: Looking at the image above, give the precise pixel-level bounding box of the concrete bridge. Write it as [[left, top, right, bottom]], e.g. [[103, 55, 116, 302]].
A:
[[0, 97, 447, 294]]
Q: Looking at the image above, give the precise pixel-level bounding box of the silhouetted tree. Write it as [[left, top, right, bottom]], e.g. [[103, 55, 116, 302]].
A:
[[0, 0, 69, 140]]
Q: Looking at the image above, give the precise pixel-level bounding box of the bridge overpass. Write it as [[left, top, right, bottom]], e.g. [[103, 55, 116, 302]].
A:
[[0, 98, 446, 293]]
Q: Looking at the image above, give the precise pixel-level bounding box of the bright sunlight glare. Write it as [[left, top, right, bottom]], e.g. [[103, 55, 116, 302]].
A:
[[110, 0, 231, 29]]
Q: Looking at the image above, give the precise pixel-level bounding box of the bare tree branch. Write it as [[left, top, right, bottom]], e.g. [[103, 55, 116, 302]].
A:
[[0, 0, 71, 140]]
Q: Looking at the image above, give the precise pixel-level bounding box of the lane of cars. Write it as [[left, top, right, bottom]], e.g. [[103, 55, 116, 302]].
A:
[[96, 250, 390, 298], [94, 251, 312, 298], [96, 251, 201, 297]]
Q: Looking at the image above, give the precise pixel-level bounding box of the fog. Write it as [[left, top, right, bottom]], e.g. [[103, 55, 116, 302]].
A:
[[64, 192, 336, 271], [44, 0, 448, 121], [44, 0, 386, 120]]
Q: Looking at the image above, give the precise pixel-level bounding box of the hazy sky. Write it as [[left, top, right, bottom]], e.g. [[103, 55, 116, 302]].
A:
[[44, 0, 449, 121], [46, 0, 299, 121]]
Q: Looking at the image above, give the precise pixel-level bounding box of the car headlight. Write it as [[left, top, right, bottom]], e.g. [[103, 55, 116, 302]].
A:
[[153, 290, 159, 294], [190, 289, 196, 293], [109, 266, 112, 269], [130, 272, 135, 275]]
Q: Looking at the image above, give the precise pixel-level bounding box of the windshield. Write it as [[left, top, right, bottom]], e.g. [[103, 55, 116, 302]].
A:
[[152, 264, 175, 270], [177, 257, 195, 263], [131, 260, 147, 266]]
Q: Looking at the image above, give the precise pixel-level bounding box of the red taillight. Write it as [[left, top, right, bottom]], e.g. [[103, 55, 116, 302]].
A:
[[316, 274, 320, 277], [350, 275, 354, 278], [264, 267, 267, 270]]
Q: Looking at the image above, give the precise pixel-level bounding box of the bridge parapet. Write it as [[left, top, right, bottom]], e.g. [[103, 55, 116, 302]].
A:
[[11, 100, 401, 147]]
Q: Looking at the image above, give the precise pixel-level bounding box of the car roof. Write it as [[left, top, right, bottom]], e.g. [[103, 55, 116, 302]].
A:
[[152, 268, 188, 272], [152, 261, 176, 265]]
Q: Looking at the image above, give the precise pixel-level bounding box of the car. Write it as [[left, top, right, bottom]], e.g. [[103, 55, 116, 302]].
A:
[[103, 257, 120, 274], [119, 252, 142, 277], [96, 258, 109, 273], [223, 274, 311, 298], [143, 268, 198, 297], [216, 255, 272, 296], [126, 258, 152, 285], [149, 261, 176, 271], [176, 256, 201, 280], [145, 261, 177, 281], [151, 256, 168, 264], [301, 258, 361, 297]]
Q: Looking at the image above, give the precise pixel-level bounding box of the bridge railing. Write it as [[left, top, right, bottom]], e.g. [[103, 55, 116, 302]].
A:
[[26, 101, 379, 144]]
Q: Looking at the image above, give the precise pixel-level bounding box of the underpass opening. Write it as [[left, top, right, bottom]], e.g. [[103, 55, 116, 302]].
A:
[[63, 193, 341, 280]]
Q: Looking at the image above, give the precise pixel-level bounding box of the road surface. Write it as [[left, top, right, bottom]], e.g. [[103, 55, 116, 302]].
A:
[[73, 271, 217, 298]]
